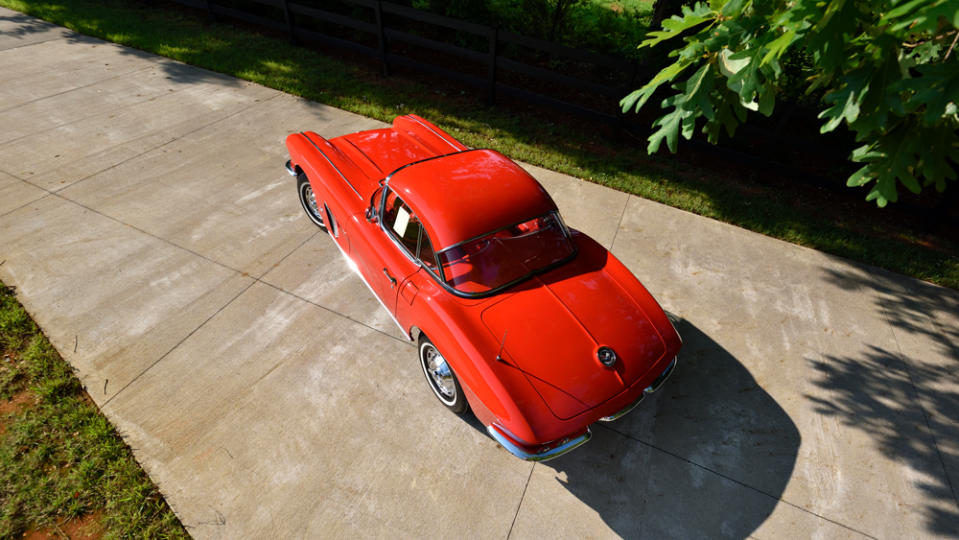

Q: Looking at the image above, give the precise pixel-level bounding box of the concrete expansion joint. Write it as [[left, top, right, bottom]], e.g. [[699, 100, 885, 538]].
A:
[[0, 189, 55, 221], [506, 464, 535, 540], [0, 64, 155, 115], [101, 226, 409, 406], [45, 92, 284, 197], [1, 33, 65, 52], [247, 229, 414, 345], [258, 280, 413, 347], [608, 194, 631, 252], [47, 192, 242, 276], [102, 278, 257, 407]]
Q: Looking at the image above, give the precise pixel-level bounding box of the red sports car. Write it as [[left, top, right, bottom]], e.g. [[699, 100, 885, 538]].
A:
[[285, 115, 681, 461]]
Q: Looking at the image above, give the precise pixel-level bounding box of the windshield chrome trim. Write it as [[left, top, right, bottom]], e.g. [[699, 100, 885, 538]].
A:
[[377, 185, 423, 268], [382, 148, 478, 186]]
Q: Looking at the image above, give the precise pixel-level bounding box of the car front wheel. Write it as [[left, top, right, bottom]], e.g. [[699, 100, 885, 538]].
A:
[[419, 335, 468, 414], [296, 172, 326, 230]]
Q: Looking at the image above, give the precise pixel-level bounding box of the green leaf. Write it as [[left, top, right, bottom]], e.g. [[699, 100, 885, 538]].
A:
[[901, 62, 959, 126], [811, 0, 848, 34], [819, 69, 869, 133], [640, 3, 715, 49], [885, 0, 959, 33], [761, 29, 798, 66], [917, 123, 959, 191], [620, 61, 692, 113], [882, 0, 928, 21], [720, 0, 749, 17], [904, 41, 943, 65], [758, 88, 776, 116], [681, 109, 698, 140], [845, 124, 935, 206], [647, 108, 684, 153], [719, 47, 749, 77], [684, 63, 710, 96], [715, 99, 740, 138]]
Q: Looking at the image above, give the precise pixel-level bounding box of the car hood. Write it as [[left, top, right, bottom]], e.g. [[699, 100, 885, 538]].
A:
[[480, 268, 666, 419]]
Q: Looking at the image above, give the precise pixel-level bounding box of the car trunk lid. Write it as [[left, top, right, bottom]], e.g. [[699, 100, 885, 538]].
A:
[[481, 270, 666, 419]]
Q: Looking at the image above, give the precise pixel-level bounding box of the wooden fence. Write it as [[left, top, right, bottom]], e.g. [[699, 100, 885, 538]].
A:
[[159, 0, 954, 225], [166, 0, 650, 124]]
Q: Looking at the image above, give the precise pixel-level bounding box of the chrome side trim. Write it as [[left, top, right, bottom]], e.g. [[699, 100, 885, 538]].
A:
[[487, 424, 591, 462], [285, 160, 297, 176], [406, 115, 463, 151], [599, 356, 678, 422], [300, 132, 362, 199], [340, 136, 385, 175]]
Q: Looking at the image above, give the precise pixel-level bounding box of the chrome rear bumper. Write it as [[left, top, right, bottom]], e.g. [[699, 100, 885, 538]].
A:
[[284, 159, 296, 176], [599, 356, 678, 422], [489, 357, 676, 460], [487, 424, 591, 462]]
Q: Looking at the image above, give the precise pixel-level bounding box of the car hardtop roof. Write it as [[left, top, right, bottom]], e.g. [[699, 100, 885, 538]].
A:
[[385, 149, 558, 250]]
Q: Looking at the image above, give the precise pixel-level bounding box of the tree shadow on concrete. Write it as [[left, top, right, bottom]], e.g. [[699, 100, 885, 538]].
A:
[[819, 267, 959, 537], [87, 37, 246, 89], [824, 266, 959, 361], [533, 320, 800, 538], [0, 11, 60, 39]]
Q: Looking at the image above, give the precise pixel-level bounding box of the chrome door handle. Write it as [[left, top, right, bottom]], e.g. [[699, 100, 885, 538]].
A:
[[382, 268, 397, 288]]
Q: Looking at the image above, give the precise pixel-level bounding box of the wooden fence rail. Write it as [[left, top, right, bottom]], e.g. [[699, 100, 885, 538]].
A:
[[168, 0, 642, 123]]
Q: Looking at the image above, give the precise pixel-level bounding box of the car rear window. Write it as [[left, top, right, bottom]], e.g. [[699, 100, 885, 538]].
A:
[[436, 212, 574, 294]]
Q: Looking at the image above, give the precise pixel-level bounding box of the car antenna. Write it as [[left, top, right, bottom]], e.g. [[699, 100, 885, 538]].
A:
[[496, 330, 508, 363]]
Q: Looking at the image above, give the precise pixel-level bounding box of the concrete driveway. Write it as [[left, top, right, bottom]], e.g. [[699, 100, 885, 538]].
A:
[[1, 8, 957, 539]]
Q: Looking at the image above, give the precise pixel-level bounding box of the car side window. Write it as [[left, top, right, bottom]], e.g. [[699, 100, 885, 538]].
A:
[[383, 188, 423, 259], [418, 231, 437, 270]]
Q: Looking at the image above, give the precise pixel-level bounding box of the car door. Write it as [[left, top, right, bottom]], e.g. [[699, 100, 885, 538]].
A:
[[352, 187, 424, 318]]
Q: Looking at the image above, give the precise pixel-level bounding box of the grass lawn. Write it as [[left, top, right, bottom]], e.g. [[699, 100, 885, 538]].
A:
[[592, 0, 654, 13], [0, 284, 188, 539], [0, 0, 956, 290]]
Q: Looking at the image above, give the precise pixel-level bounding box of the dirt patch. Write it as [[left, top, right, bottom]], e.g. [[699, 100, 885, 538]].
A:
[[23, 512, 105, 540], [0, 389, 35, 436]]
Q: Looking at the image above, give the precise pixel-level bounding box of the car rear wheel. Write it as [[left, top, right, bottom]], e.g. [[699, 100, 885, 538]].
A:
[[296, 172, 326, 230], [419, 335, 468, 414]]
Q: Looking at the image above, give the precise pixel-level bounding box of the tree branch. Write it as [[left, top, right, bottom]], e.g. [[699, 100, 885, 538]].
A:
[[944, 30, 958, 61]]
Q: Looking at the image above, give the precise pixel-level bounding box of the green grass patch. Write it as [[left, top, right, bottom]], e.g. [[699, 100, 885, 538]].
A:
[[0, 283, 188, 539], [1, 0, 957, 288]]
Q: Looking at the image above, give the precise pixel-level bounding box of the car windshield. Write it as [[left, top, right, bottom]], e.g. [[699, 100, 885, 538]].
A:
[[436, 212, 574, 295]]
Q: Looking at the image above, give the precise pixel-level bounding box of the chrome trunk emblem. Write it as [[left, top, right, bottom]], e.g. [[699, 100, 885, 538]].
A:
[[597, 346, 618, 367]]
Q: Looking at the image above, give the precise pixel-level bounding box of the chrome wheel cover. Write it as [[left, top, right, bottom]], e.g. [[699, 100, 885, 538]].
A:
[[421, 342, 456, 405], [299, 182, 324, 226]]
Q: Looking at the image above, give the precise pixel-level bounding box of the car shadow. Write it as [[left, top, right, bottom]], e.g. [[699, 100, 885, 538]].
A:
[[464, 319, 800, 538]]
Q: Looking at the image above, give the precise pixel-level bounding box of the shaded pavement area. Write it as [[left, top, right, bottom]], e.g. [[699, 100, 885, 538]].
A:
[[1, 8, 957, 538]]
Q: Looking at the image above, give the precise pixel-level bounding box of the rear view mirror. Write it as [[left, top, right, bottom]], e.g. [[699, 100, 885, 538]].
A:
[[366, 188, 381, 223]]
